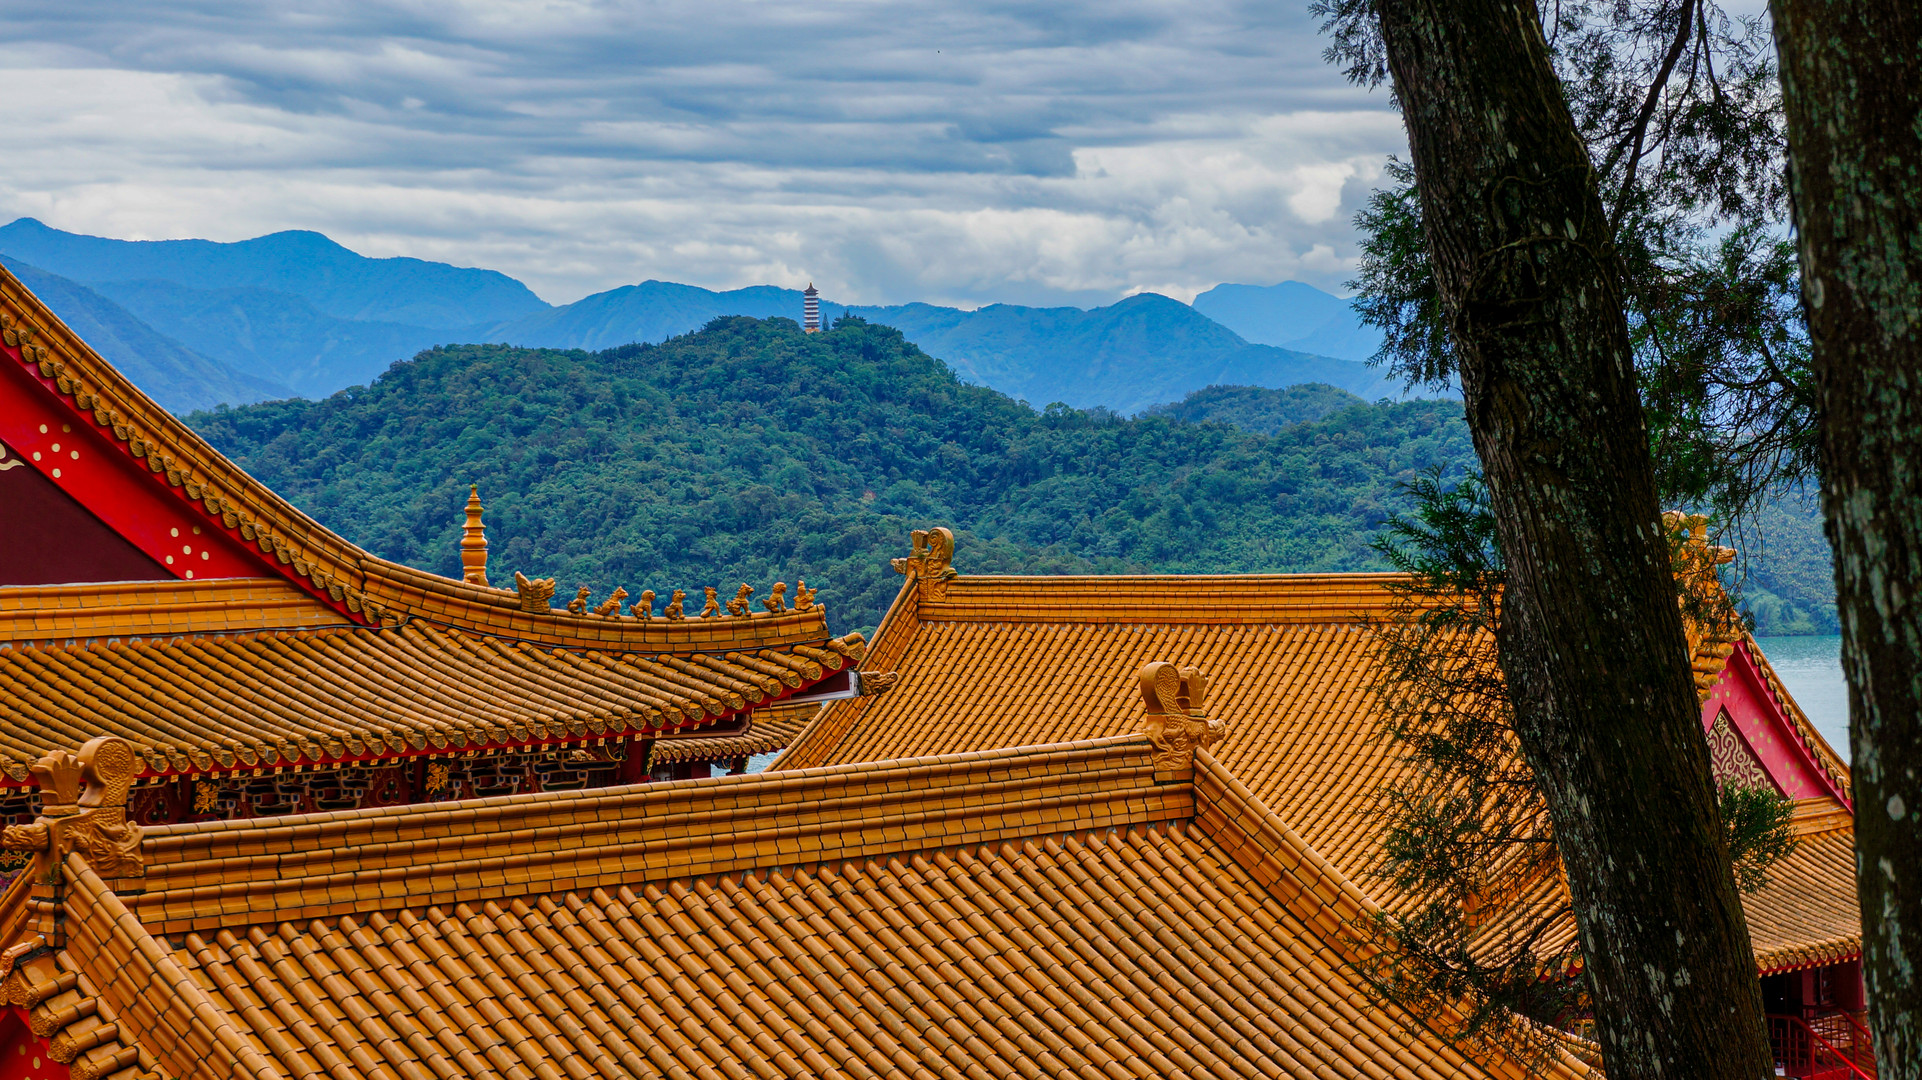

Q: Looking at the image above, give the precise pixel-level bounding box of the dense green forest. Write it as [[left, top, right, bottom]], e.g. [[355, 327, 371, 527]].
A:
[[191, 316, 1467, 632], [191, 314, 1836, 635]]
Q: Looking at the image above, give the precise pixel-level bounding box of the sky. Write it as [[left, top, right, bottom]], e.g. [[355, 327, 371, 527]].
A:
[[0, 1, 1405, 308]]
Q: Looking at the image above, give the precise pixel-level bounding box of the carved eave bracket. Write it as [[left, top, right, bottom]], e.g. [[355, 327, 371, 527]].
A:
[[891, 527, 958, 603], [1136, 661, 1224, 778], [1, 737, 144, 892]]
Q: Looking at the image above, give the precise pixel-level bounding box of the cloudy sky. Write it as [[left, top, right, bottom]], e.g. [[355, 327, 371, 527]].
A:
[[0, 1, 1404, 308]]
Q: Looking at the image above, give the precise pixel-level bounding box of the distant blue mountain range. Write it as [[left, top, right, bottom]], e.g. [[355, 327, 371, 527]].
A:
[[1191, 281, 1384, 362], [480, 282, 1399, 413], [0, 217, 544, 328], [0, 217, 1402, 415]]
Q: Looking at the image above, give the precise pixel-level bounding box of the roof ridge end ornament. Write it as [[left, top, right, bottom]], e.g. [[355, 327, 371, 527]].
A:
[[1662, 509, 1741, 702], [514, 570, 557, 613], [891, 527, 957, 602], [1137, 661, 1223, 777], [2, 738, 144, 931]]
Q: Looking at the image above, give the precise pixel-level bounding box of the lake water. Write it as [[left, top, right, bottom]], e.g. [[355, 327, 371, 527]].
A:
[[1751, 634, 1850, 761]]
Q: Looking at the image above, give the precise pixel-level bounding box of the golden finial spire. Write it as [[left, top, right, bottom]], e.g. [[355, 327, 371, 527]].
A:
[[461, 484, 489, 587]]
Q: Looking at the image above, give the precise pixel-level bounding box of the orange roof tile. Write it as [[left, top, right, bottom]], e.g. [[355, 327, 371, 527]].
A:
[[0, 734, 1596, 1080], [781, 569, 1862, 976], [648, 701, 821, 766], [0, 619, 860, 783], [0, 578, 347, 642]]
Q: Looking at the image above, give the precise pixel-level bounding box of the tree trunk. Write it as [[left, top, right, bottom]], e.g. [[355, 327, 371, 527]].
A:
[[1373, 2, 1774, 1075], [1769, 4, 1922, 1074]]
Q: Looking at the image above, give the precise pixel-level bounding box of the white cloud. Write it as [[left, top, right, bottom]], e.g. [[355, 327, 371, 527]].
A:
[[0, 1, 1407, 306]]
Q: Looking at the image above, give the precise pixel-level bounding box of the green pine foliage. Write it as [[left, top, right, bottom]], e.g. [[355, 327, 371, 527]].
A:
[[190, 315, 1473, 633]]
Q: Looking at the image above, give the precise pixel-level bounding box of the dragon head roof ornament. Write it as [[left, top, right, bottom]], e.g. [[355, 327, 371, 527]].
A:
[[2, 737, 144, 918]]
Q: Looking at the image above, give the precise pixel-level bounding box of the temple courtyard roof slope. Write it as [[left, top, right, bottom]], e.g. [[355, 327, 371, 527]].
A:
[[779, 572, 1428, 885], [0, 589, 857, 781], [0, 729, 1593, 1080], [779, 557, 1862, 977]]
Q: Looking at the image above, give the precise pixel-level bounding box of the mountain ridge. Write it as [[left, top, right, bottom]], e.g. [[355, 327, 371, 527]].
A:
[[1192, 280, 1385, 362], [0, 217, 549, 329], [0, 255, 293, 413], [485, 283, 1401, 413], [0, 219, 1396, 413]]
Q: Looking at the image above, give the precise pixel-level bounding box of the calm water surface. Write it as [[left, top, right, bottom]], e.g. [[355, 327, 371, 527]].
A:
[[1751, 634, 1849, 761]]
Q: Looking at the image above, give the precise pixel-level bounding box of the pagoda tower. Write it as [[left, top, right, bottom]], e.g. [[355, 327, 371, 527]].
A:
[[803, 283, 820, 332]]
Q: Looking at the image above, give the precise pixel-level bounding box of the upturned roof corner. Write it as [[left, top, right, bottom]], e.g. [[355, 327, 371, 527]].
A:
[[1664, 509, 1744, 701]]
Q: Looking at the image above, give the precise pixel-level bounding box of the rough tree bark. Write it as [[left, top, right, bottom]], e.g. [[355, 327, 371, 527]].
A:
[[1768, 4, 1922, 1074], [1372, 1, 1774, 1075]]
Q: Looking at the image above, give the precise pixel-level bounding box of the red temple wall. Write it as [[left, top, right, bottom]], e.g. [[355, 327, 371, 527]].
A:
[[0, 1012, 62, 1080]]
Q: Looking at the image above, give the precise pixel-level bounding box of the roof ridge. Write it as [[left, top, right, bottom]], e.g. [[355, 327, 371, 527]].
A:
[[772, 578, 919, 771], [911, 572, 1406, 624], [1741, 635, 1853, 794], [61, 854, 287, 1080], [1188, 749, 1603, 1078], [129, 735, 1184, 935]]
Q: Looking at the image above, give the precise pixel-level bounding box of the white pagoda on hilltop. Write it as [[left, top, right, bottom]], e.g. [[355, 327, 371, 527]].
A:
[[803, 282, 821, 332]]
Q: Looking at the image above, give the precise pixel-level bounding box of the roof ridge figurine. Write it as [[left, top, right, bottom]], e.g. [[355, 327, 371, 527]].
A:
[[1135, 661, 1223, 775], [892, 527, 958, 602], [514, 570, 556, 613], [727, 584, 754, 617], [594, 587, 628, 618]]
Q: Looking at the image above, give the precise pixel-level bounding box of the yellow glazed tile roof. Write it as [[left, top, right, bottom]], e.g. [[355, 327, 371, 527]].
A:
[[0, 735, 1594, 1080], [781, 570, 1861, 976], [780, 574, 1412, 886], [0, 579, 348, 642], [0, 619, 861, 782], [648, 701, 822, 766]]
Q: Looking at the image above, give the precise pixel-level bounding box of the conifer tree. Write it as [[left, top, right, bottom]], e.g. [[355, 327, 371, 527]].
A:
[[1354, 1, 1777, 1073]]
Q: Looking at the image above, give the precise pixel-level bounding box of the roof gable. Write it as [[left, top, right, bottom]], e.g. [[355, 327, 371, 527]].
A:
[[0, 437, 167, 586], [1703, 638, 1851, 806]]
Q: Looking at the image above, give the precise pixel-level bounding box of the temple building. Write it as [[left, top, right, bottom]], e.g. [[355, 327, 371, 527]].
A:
[[0, 259, 1872, 1078], [776, 528, 1871, 1075]]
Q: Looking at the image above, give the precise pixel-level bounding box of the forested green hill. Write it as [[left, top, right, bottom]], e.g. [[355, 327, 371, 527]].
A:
[[191, 316, 1470, 632]]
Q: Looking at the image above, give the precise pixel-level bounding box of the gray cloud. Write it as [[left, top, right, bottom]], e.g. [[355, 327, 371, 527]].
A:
[[0, 0, 1405, 307]]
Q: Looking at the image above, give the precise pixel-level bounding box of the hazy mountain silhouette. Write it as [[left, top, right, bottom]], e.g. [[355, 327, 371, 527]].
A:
[[0, 218, 546, 328], [487, 283, 1397, 413], [0, 220, 1409, 414], [87, 279, 446, 399], [0, 256, 292, 413], [1191, 280, 1385, 363]]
